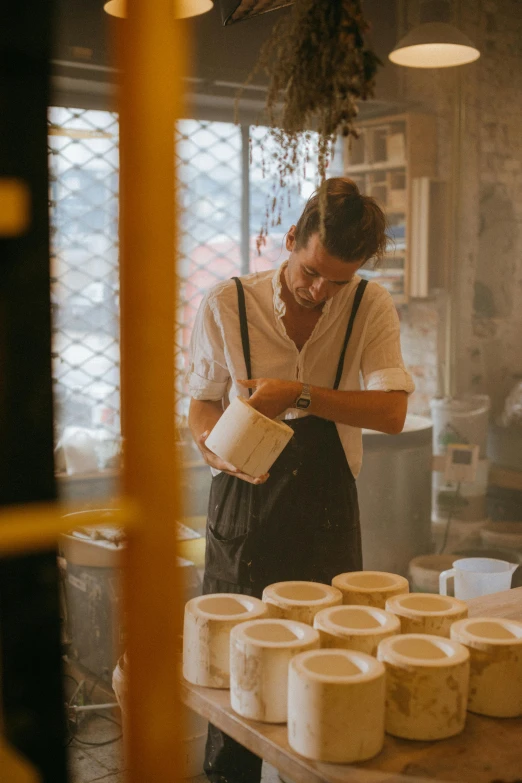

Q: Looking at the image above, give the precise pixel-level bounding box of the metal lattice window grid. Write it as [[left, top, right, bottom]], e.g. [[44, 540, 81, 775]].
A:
[[50, 111, 325, 460]]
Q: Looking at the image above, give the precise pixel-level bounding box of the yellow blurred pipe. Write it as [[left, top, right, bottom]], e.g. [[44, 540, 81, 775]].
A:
[[0, 502, 137, 556], [117, 0, 185, 781]]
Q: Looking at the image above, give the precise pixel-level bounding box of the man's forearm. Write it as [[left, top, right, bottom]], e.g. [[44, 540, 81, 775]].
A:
[[188, 398, 223, 443], [308, 387, 407, 434]]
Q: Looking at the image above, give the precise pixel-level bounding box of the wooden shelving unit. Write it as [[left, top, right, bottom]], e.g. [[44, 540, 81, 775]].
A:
[[344, 113, 437, 304]]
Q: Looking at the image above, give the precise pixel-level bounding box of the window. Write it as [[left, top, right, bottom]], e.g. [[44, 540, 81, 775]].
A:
[[49, 110, 330, 462]]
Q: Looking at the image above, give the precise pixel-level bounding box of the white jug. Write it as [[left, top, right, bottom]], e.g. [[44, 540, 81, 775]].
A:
[[439, 557, 517, 600]]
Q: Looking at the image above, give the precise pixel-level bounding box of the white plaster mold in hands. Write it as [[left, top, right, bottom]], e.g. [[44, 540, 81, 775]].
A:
[[262, 581, 342, 625], [314, 604, 401, 656], [205, 396, 293, 478], [230, 619, 320, 722], [332, 570, 410, 609], [183, 593, 268, 688], [385, 593, 468, 637], [378, 634, 470, 741], [288, 648, 386, 763], [451, 616, 522, 717]]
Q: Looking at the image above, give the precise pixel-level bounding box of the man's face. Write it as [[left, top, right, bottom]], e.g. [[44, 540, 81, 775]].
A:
[[285, 227, 364, 310]]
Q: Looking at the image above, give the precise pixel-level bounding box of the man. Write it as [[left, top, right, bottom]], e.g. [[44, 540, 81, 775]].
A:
[[187, 177, 414, 783]]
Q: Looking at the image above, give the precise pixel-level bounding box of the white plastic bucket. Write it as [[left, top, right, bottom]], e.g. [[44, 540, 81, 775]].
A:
[[431, 395, 490, 521]]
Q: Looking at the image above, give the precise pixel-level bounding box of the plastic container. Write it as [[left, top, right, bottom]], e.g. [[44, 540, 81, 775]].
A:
[[431, 396, 490, 522], [113, 654, 207, 778], [439, 557, 518, 600], [288, 649, 385, 762], [357, 415, 433, 574], [332, 571, 409, 609], [230, 619, 319, 723], [313, 605, 400, 656], [451, 617, 522, 717], [378, 634, 470, 741], [385, 593, 468, 637], [262, 581, 342, 625], [205, 396, 293, 478]]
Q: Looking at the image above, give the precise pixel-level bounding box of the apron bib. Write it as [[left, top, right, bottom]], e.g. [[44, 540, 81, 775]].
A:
[[204, 278, 368, 598]]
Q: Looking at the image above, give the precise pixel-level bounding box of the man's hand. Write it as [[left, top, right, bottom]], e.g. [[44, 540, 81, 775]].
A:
[[197, 430, 269, 485], [238, 378, 301, 420]]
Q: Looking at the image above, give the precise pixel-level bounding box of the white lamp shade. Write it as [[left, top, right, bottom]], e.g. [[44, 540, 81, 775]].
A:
[[389, 22, 480, 68], [176, 0, 214, 18], [104, 0, 214, 19], [104, 0, 125, 18]]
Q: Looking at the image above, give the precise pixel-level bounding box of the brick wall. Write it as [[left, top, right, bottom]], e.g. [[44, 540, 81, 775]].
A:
[[397, 0, 522, 419]]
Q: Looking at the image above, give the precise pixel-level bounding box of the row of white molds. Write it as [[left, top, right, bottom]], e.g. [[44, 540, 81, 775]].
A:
[[182, 575, 522, 763]]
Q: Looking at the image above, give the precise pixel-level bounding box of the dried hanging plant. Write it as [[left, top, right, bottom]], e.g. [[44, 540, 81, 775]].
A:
[[239, 0, 382, 252]]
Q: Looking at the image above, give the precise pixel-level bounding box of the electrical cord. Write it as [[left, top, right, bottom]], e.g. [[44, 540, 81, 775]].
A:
[[64, 672, 123, 748], [438, 482, 462, 555]]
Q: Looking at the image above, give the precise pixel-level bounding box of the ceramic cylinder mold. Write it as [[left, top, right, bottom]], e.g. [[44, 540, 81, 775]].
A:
[[288, 648, 385, 763], [230, 619, 320, 723], [385, 593, 468, 637], [205, 396, 293, 478], [314, 605, 401, 656], [451, 617, 522, 717], [332, 571, 409, 609], [262, 581, 342, 625], [378, 633, 470, 740], [183, 593, 268, 688]]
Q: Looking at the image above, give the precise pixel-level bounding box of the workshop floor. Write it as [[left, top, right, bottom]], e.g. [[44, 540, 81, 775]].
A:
[[68, 714, 284, 783]]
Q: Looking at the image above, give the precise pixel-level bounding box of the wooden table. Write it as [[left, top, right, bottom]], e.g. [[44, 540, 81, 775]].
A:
[[180, 588, 522, 783]]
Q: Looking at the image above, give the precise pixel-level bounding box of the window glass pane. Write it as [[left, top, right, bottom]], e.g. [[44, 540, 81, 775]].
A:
[[249, 127, 344, 272], [176, 120, 242, 425], [49, 107, 121, 476]]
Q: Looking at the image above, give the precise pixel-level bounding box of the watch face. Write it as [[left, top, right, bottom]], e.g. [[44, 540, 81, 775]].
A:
[[296, 398, 311, 409]]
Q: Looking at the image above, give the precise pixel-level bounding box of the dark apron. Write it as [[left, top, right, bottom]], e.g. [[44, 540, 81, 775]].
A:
[[203, 278, 368, 599]]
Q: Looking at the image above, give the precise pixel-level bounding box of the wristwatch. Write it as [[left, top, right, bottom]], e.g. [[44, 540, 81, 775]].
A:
[[294, 383, 312, 410]]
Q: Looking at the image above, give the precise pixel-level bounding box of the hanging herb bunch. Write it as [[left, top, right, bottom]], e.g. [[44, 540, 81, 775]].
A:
[[242, 0, 382, 252]]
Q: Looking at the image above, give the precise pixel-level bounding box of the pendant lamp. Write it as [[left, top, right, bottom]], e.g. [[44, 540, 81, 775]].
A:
[[389, 0, 479, 68], [104, 0, 214, 20]]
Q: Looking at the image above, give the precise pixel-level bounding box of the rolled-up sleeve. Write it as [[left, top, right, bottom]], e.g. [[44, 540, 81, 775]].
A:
[[361, 290, 415, 394], [186, 294, 230, 401]]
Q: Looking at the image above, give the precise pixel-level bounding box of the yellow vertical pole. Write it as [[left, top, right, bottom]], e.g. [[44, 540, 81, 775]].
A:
[[117, 0, 185, 780]]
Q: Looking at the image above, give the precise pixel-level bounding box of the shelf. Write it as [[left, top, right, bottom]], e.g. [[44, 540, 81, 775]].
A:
[[345, 161, 406, 174]]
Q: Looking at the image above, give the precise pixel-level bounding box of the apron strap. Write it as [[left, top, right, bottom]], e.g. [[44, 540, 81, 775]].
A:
[[232, 277, 252, 398], [333, 279, 368, 390]]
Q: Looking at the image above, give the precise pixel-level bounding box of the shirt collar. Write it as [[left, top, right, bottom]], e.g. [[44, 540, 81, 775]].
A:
[[272, 262, 357, 319], [272, 262, 287, 318]]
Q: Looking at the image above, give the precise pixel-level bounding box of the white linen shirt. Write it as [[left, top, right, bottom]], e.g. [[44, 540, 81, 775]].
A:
[[187, 264, 414, 478]]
